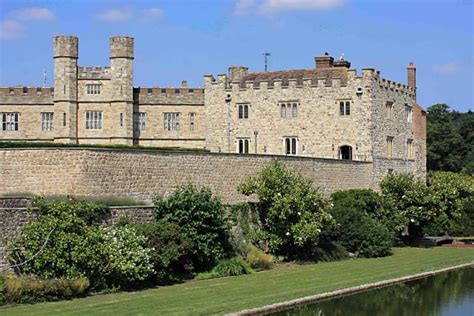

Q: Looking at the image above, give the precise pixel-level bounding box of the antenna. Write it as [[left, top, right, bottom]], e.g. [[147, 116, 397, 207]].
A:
[[43, 68, 47, 87], [263, 52, 271, 72]]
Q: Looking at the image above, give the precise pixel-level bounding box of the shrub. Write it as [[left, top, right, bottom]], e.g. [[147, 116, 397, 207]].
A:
[[154, 185, 232, 272], [330, 194, 393, 258], [1, 275, 89, 305], [7, 197, 153, 290], [211, 258, 253, 277], [238, 161, 335, 260], [0, 274, 5, 305], [135, 220, 194, 282], [245, 244, 274, 270]]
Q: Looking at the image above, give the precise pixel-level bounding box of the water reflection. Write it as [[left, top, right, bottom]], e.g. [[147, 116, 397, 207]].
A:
[[271, 267, 474, 316]]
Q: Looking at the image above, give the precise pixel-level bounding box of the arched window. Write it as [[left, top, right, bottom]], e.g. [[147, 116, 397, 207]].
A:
[[339, 145, 353, 160]]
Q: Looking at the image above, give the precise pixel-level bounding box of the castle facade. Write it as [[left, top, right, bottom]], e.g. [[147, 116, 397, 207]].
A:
[[0, 35, 426, 180]]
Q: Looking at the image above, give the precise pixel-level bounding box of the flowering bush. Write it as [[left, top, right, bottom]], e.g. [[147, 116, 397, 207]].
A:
[[238, 161, 335, 260]]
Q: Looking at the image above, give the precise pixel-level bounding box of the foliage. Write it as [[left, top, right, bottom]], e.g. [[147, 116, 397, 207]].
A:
[[135, 220, 194, 282], [153, 185, 232, 272], [380, 174, 434, 238], [422, 172, 474, 236], [44, 195, 146, 206], [245, 244, 274, 270], [380, 172, 474, 238], [1, 274, 89, 305], [238, 160, 335, 260], [210, 258, 253, 277], [330, 191, 393, 257], [7, 198, 152, 290], [427, 104, 473, 173]]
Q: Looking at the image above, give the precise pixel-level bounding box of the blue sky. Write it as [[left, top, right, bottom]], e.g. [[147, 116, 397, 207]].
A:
[[0, 0, 472, 112]]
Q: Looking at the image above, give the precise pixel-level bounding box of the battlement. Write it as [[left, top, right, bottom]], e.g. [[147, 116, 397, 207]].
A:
[[110, 36, 134, 59], [53, 35, 78, 58], [78, 66, 111, 79], [0, 87, 54, 104], [375, 72, 416, 100], [134, 87, 204, 105]]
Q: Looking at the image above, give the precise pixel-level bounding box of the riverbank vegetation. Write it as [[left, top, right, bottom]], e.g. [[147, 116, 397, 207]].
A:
[[1, 161, 472, 307]]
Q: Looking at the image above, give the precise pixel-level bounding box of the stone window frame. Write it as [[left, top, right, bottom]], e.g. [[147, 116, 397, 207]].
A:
[[85, 111, 103, 130], [86, 84, 101, 95], [189, 112, 196, 131], [238, 104, 249, 119], [237, 138, 250, 154], [164, 112, 180, 131], [1, 112, 19, 131], [405, 104, 413, 123], [386, 136, 394, 158], [280, 101, 299, 118], [406, 138, 414, 160], [134, 112, 146, 132], [386, 101, 394, 119], [339, 100, 351, 116], [41, 112, 54, 132], [283, 136, 298, 155]]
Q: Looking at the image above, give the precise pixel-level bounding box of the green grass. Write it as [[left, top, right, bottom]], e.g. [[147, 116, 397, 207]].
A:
[[0, 141, 209, 153], [2, 247, 473, 315]]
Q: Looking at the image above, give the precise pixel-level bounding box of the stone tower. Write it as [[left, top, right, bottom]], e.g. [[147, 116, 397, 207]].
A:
[[110, 36, 134, 144], [53, 35, 78, 143]]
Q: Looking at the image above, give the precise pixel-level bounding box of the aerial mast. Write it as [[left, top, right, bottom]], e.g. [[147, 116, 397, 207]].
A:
[[263, 52, 271, 72]]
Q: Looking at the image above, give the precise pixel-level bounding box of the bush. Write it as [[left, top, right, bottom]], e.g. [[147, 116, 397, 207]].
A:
[[330, 192, 393, 258], [154, 185, 232, 273], [238, 161, 335, 260], [245, 244, 274, 271], [7, 197, 153, 290], [1, 275, 89, 305], [135, 220, 194, 282], [211, 258, 253, 278]]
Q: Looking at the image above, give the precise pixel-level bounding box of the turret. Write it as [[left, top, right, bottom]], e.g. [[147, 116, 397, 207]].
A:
[[110, 36, 134, 101], [53, 35, 78, 143]]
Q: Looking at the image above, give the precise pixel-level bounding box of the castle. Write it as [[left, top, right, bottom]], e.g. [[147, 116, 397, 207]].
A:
[[0, 35, 426, 180]]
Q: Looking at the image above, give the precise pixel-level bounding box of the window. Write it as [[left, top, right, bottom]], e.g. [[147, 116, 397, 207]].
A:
[[1, 112, 19, 131], [339, 101, 351, 116], [339, 145, 353, 160], [86, 84, 101, 95], [405, 104, 413, 123], [386, 136, 394, 157], [120, 113, 123, 127], [284, 137, 298, 155], [238, 104, 249, 119], [280, 102, 298, 118], [189, 113, 196, 131], [386, 101, 393, 119], [238, 139, 250, 154], [135, 112, 146, 131], [406, 139, 414, 159], [41, 112, 53, 131], [164, 112, 180, 131], [85, 111, 103, 130], [63, 113, 67, 127]]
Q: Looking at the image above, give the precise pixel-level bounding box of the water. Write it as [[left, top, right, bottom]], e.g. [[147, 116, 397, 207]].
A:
[[271, 267, 474, 316]]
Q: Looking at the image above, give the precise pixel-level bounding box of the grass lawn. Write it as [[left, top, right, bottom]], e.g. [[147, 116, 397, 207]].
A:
[[3, 247, 473, 316]]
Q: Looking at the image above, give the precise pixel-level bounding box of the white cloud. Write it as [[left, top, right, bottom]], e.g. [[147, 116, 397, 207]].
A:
[[0, 20, 26, 39], [434, 63, 462, 74], [97, 9, 132, 22], [11, 7, 55, 21], [234, 0, 344, 16], [97, 8, 164, 22]]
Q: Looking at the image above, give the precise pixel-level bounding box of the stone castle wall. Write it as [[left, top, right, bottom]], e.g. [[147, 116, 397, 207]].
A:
[[0, 148, 374, 204]]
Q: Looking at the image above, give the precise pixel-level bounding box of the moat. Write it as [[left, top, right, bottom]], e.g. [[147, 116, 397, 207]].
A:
[[271, 266, 474, 316]]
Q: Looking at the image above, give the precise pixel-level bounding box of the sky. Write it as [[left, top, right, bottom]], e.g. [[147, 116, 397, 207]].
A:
[[0, 0, 472, 112]]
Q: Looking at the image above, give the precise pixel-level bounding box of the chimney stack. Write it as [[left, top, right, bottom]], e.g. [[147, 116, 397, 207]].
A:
[[315, 52, 334, 69], [407, 62, 416, 88]]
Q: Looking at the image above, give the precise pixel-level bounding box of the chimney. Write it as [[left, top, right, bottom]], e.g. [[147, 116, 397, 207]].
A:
[[181, 80, 188, 88], [315, 52, 334, 69], [407, 62, 416, 88]]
